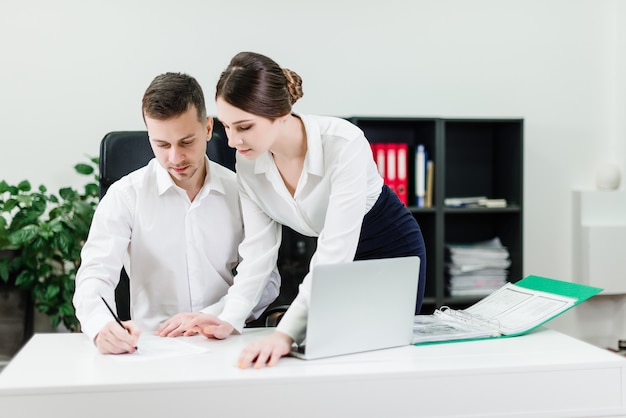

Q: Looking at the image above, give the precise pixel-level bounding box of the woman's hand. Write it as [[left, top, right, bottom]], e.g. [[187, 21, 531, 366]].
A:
[[237, 331, 294, 369]]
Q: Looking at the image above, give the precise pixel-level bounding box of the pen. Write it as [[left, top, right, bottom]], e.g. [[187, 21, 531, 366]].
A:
[[100, 295, 138, 350]]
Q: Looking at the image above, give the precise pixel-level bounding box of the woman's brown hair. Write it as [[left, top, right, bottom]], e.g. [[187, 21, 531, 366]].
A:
[[216, 52, 303, 120]]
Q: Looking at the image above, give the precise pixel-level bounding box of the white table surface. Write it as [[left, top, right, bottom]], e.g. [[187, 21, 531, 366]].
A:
[[0, 327, 625, 418]]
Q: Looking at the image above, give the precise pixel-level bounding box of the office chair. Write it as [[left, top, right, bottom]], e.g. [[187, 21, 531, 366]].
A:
[[98, 124, 314, 326]]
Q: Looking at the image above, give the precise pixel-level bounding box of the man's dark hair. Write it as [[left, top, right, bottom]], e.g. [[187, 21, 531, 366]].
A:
[[142, 72, 207, 122]]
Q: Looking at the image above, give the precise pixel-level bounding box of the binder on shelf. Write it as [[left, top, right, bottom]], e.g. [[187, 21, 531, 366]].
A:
[[372, 143, 386, 179], [396, 143, 408, 206], [415, 145, 426, 207], [386, 143, 398, 197], [424, 159, 434, 208], [412, 275, 602, 345]]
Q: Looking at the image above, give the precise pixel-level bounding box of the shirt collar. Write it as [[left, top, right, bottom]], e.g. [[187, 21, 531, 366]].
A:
[[301, 114, 324, 177], [155, 156, 225, 197]]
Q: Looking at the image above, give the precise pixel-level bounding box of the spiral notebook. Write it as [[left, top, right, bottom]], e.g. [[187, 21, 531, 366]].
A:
[[412, 275, 602, 345]]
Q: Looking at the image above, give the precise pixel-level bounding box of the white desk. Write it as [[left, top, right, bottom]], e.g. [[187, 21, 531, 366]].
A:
[[0, 327, 625, 418]]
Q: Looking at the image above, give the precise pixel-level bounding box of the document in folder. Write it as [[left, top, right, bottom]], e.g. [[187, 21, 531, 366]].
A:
[[412, 275, 603, 345]]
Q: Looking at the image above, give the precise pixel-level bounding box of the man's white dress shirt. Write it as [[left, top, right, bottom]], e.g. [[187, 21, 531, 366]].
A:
[[73, 157, 279, 340]]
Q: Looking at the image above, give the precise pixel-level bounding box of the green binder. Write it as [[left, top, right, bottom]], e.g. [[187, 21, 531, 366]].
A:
[[412, 275, 603, 345]]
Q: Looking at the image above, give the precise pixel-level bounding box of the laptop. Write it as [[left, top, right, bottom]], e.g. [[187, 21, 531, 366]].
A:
[[290, 256, 420, 360]]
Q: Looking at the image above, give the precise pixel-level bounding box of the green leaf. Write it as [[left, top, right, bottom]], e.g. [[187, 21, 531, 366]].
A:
[[56, 230, 72, 255], [12, 206, 43, 229], [73, 200, 94, 218], [38, 263, 52, 276], [64, 317, 80, 333], [48, 218, 64, 233], [74, 163, 94, 176], [59, 302, 74, 316], [3, 198, 18, 212], [48, 206, 61, 220], [49, 314, 61, 329], [17, 180, 31, 192], [84, 183, 99, 197], [8, 224, 40, 246], [29, 235, 46, 252], [59, 187, 78, 201], [15, 270, 35, 287], [34, 298, 49, 313], [45, 283, 60, 299], [0, 180, 9, 194], [30, 196, 48, 214]]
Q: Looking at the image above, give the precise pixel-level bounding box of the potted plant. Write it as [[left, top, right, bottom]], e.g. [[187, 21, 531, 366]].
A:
[[0, 158, 99, 333]]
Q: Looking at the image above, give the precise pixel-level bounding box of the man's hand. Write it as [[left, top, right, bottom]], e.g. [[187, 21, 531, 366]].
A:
[[94, 320, 141, 354], [237, 331, 293, 369], [199, 315, 236, 340], [155, 312, 234, 339]]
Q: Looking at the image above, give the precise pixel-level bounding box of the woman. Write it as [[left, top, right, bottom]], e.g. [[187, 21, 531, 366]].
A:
[[213, 51, 426, 368]]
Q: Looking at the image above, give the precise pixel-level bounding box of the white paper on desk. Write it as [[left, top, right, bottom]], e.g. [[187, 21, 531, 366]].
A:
[[464, 284, 576, 335], [109, 335, 210, 362], [412, 314, 496, 343]]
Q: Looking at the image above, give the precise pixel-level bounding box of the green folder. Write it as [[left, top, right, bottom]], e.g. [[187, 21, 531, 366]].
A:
[[412, 275, 603, 345]]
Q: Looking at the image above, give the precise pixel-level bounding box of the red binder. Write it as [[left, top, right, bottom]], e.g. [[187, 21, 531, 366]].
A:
[[396, 143, 408, 206], [372, 143, 386, 180], [386, 143, 398, 197]]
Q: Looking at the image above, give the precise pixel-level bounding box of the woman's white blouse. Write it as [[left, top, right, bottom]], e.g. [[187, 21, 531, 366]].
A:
[[223, 114, 384, 342]]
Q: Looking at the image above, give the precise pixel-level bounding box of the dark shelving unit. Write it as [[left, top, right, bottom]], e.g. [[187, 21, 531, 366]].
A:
[[349, 117, 524, 313]]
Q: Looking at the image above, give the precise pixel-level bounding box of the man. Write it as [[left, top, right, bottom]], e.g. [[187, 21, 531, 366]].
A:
[[73, 73, 280, 354]]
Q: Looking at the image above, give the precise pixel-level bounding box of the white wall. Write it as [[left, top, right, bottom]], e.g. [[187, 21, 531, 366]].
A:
[[1, 0, 624, 344]]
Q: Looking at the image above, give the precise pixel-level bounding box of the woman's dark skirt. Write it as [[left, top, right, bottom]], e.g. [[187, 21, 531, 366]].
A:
[[355, 185, 427, 313]]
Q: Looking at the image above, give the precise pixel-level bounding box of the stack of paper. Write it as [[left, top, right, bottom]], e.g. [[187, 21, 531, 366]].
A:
[[444, 196, 508, 208], [446, 237, 511, 297], [413, 312, 497, 343]]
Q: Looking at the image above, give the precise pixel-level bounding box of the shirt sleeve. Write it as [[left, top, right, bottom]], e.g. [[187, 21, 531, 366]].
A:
[[218, 176, 282, 332], [277, 135, 372, 343], [72, 186, 133, 341], [201, 265, 280, 323]]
